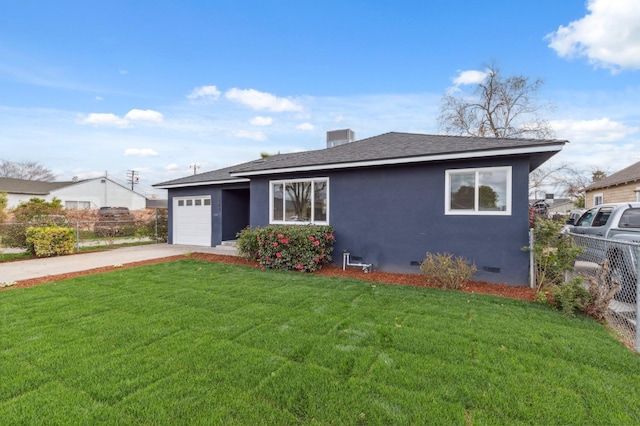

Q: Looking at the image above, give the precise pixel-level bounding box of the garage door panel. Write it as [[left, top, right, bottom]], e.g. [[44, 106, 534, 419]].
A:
[[174, 197, 211, 246]]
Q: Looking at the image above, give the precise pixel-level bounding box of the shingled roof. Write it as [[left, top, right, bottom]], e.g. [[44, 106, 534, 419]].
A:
[[586, 160, 640, 191], [153, 163, 253, 188], [0, 177, 74, 194], [154, 132, 566, 188]]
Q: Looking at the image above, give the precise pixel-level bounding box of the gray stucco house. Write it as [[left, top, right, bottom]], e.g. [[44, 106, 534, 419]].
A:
[[154, 131, 566, 286]]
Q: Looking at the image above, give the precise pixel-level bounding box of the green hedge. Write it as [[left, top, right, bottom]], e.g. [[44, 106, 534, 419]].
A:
[[25, 226, 75, 257], [237, 225, 335, 272], [0, 223, 29, 248]]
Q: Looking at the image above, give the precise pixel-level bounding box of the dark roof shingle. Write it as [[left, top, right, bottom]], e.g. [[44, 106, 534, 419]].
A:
[[154, 132, 566, 187], [230, 132, 566, 175], [586, 160, 640, 191], [0, 177, 74, 195]]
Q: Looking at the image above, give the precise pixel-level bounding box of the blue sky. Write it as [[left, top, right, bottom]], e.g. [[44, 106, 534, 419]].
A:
[[1, 0, 638, 196]]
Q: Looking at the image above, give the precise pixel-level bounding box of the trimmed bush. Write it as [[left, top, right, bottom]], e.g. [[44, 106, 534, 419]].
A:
[[25, 226, 75, 257], [550, 277, 593, 317], [237, 225, 335, 272], [420, 252, 477, 290]]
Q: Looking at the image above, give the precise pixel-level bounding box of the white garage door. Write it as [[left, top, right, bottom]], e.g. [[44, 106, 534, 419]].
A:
[[173, 196, 212, 246]]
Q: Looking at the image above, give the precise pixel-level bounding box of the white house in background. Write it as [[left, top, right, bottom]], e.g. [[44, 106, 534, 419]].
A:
[[0, 177, 148, 210]]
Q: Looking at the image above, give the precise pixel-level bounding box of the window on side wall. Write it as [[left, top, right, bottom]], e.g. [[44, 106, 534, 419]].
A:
[[270, 178, 329, 224], [445, 166, 512, 215], [593, 193, 603, 206]]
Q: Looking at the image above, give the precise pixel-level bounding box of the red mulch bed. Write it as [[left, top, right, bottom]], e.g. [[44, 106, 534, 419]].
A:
[[3, 253, 535, 302]]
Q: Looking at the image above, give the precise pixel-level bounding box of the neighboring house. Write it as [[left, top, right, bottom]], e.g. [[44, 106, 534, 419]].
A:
[[0, 176, 148, 210], [546, 198, 575, 217], [584, 160, 640, 208], [154, 131, 566, 286], [529, 198, 575, 217]]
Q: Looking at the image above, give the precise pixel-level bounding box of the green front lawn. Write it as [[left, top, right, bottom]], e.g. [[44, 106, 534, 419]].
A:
[[1, 260, 638, 425]]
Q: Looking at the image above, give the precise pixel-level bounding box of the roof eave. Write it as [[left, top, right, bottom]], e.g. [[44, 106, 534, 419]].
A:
[[154, 178, 250, 189], [586, 177, 640, 191], [230, 144, 564, 177], [7, 190, 51, 195]]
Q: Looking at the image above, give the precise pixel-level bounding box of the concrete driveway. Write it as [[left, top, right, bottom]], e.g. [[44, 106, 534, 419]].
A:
[[0, 244, 237, 284]]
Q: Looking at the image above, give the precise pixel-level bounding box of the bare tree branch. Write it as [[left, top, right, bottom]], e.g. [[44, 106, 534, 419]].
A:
[[439, 62, 554, 139], [0, 159, 56, 181]]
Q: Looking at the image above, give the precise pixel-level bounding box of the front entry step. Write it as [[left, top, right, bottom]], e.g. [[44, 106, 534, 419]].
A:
[[211, 242, 238, 255]]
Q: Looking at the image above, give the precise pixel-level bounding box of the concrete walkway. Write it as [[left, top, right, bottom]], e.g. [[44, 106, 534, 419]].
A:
[[0, 244, 238, 284]]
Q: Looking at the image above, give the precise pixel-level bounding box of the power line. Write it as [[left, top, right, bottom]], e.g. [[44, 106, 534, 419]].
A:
[[126, 170, 139, 190]]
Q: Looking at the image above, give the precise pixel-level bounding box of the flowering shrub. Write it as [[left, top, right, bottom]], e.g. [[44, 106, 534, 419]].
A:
[[237, 225, 335, 272]]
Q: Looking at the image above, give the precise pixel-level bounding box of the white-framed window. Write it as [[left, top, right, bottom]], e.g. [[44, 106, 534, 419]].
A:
[[593, 193, 603, 206], [635, 187, 640, 203], [176, 197, 211, 207], [64, 201, 91, 210], [270, 178, 329, 224], [445, 166, 512, 215]]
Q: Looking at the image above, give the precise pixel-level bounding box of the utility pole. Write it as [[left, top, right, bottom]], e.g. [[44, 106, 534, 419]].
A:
[[189, 163, 200, 175], [126, 170, 139, 190]]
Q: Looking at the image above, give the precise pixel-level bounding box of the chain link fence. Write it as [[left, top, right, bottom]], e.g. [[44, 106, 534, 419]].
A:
[[0, 211, 168, 253], [566, 232, 639, 351]]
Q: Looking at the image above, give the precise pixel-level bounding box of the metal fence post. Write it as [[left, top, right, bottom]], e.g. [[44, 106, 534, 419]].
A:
[[635, 246, 640, 352], [75, 222, 80, 253], [154, 208, 158, 244]]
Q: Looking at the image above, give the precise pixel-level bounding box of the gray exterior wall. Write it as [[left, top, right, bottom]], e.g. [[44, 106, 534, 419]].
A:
[[249, 156, 532, 286]]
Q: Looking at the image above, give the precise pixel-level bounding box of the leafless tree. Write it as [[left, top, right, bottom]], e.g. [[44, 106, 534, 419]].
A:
[[531, 165, 608, 207], [439, 62, 554, 139], [561, 168, 607, 208], [529, 164, 570, 200], [0, 160, 56, 181]]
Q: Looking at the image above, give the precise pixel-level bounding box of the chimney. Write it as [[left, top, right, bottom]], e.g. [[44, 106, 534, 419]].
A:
[[326, 129, 355, 148]]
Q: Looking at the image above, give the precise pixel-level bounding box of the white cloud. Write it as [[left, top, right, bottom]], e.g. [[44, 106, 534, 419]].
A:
[[231, 130, 267, 141], [119, 69, 129, 75], [187, 85, 221, 103], [550, 117, 638, 143], [452, 69, 489, 86], [225, 88, 303, 112], [124, 109, 164, 122], [445, 69, 489, 94], [250, 116, 273, 126], [124, 148, 159, 157], [77, 113, 129, 128], [95, 96, 103, 102], [296, 122, 314, 130], [546, 0, 640, 72], [77, 109, 163, 127], [165, 163, 180, 171]]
